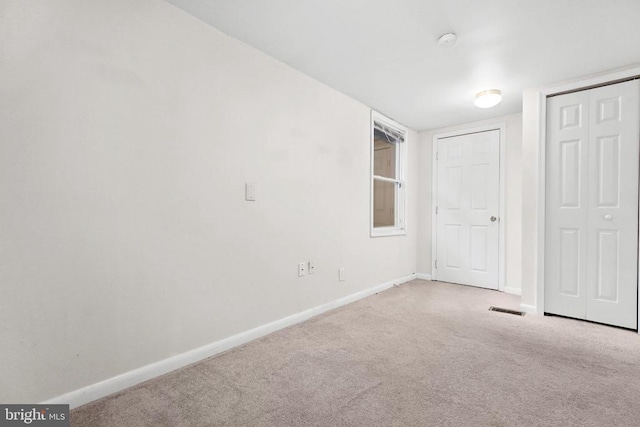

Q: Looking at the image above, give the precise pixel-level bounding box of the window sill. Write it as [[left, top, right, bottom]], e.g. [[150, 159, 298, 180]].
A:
[[371, 227, 407, 237]]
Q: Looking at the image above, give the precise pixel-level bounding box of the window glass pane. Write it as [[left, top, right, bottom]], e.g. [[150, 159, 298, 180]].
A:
[[373, 180, 396, 227], [374, 130, 396, 179]]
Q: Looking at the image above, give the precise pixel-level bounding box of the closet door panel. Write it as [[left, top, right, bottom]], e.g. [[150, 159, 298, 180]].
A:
[[545, 91, 590, 319], [586, 79, 639, 329]]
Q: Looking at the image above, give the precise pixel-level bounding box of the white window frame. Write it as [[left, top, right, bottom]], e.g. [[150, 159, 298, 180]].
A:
[[370, 111, 407, 237]]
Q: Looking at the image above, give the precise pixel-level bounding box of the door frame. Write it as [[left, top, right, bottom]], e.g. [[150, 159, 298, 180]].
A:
[[529, 65, 640, 332], [431, 123, 507, 292]]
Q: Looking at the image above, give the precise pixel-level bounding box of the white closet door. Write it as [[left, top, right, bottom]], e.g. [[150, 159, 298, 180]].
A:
[[585, 80, 639, 329], [545, 79, 639, 329], [436, 130, 500, 289], [545, 90, 590, 320]]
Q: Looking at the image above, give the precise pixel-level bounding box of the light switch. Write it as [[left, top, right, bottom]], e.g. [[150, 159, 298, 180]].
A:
[[245, 183, 256, 201]]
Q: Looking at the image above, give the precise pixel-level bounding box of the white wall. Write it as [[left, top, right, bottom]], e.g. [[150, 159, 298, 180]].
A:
[[0, 0, 417, 403], [416, 114, 522, 292], [520, 90, 543, 310]]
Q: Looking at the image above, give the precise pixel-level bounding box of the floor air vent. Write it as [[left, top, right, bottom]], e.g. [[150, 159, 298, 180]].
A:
[[489, 306, 525, 316]]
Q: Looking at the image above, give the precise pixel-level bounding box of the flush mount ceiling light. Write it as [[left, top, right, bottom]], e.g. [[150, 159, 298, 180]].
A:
[[474, 89, 502, 108]]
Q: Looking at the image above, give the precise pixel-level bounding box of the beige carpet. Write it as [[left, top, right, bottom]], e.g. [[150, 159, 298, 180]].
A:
[[71, 280, 640, 426]]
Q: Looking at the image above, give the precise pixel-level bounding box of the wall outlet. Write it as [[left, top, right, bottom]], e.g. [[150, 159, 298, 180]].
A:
[[245, 182, 256, 201], [338, 268, 345, 281], [308, 260, 316, 274], [298, 262, 306, 277]]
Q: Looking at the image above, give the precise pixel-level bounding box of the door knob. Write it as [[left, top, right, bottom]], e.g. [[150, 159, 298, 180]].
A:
[[490, 216, 497, 222], [604, 214, 613, 221]]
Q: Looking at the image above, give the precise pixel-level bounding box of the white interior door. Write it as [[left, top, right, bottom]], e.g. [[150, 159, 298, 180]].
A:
[[545, 79, 639, 329], [436, 130, 500, 289]]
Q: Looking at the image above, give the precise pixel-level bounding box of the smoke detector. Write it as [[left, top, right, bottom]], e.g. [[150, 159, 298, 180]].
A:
[[437, 33, 457, 48]]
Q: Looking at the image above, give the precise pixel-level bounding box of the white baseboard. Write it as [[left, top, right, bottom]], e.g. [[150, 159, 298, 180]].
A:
[[42, 273, 416, 409], [415, 273, 432, 281], [519, 303, 537, 314], [504, 286, 522, 296]]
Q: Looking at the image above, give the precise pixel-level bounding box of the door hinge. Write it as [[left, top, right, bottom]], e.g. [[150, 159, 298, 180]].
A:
[[436, 152, 439, 160], [435, 259, 438, 269], [435, 206, 438, 214]]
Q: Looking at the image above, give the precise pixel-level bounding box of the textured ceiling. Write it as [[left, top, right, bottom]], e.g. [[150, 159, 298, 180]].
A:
[[166, 0, 640, 131]]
